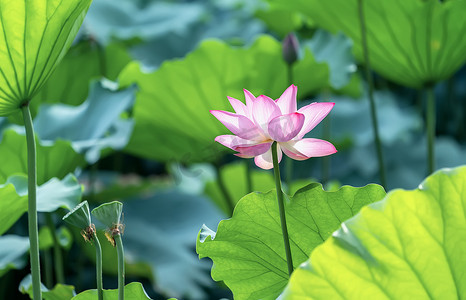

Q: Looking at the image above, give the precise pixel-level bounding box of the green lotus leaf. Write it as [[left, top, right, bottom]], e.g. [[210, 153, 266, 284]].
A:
[[119, 35, 329, 163], [0, 0, 92, 116], [197, 183, 385, 300], [281, 166, 466, 299], [283, 0, 466, 88], [0, 129, 85, 185], [0, 173, 82, 235], [91, 201, 123, 229], [72, 282, 152, 300]]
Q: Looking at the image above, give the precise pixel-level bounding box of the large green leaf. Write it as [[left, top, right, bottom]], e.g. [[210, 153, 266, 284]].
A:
[[0, 130, 85, 185], [284, 0, 466, 88], [281, 166, 466, 299], [0, 0, 92, 116], [119, 35, 329, 163], [197, 183, 386, 300], [0, 174, 82, 235], [72, 282, 151, 300]]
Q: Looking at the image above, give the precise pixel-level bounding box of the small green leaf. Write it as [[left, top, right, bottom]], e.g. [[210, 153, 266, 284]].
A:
[[0, 0, 92, 116], [0, 129, 85, 185], [72, 282, 152, 300], [0, 235, 29, 277], [282, 166, 466, 299], [197, 183, 386, 300], [63, 201, 92, 230], [91, 201, 123, 229], [0, 174, 82, 235]]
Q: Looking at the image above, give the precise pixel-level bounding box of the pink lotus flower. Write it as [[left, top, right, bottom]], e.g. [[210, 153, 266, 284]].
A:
[[211, 85, 337, 169]]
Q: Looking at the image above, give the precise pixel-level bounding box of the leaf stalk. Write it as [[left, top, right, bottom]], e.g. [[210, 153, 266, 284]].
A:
[[357, 0, 387, 188], [22, 103, 42, 300]]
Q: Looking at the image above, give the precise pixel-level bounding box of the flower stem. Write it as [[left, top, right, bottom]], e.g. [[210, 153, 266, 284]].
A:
[[426, 84, 436, 174], [271, 142, 293, 276], [21, 103, 42, 300], [357, 0, 387, 188], [114, 234, 125, 300], [45, 213, 65, 284], [93, 232, 103, 300]]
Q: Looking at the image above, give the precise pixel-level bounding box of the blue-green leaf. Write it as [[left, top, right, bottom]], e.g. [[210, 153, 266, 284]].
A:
[[34, 81, 135, 164], [0, 235, 29, 277]]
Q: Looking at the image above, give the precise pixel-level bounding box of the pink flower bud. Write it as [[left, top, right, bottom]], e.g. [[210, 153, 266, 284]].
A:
[[282, 33, 300, 65]]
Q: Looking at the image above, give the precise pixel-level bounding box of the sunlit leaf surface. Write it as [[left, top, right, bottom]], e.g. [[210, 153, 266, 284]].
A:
[[283, 0, 466, 88], [0, 0, 92, 116], [282, 166, 466, 299], [197, 183, 385, 300]]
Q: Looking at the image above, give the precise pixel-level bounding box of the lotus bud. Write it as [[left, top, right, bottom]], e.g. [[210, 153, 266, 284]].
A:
[[282, 33, 300, 65]]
